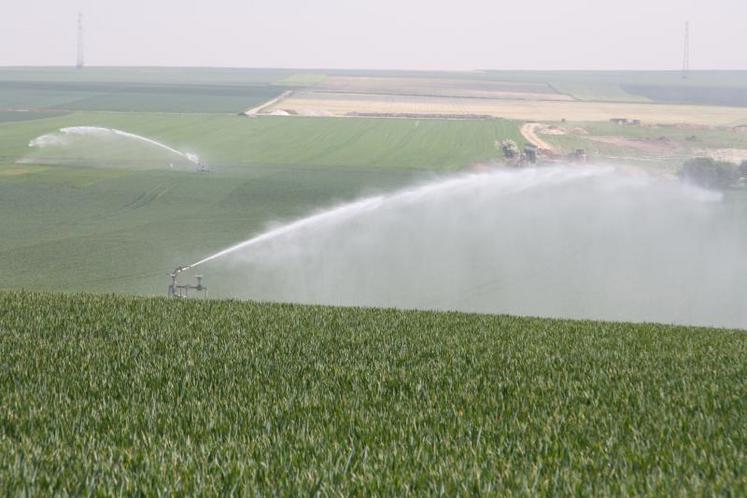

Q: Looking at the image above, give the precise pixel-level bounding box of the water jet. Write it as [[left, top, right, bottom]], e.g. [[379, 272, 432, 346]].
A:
[[176, 166, 747, 328], [27, 126, 202, 169]]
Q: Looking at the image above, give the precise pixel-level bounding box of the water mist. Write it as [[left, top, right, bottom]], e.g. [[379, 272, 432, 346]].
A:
[[194, 165, 746, 328]]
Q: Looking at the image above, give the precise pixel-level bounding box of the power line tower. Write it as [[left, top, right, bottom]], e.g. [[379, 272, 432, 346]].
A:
[[76, 12, 84, 69], [681, 21, 690, 80]]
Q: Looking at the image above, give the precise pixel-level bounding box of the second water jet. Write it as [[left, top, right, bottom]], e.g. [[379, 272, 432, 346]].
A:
[[25, 126, 207, 171]]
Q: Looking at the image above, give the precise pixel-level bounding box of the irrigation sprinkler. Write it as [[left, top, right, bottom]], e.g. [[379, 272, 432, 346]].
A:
[[197, 160, 209, 173], [168, 265, 207, 298]]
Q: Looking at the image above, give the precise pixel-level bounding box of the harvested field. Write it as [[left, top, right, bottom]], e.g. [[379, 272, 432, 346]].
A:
[[267, 92, 747, 126], [316, 76, 572, 101], [346, 112, 495, 120]]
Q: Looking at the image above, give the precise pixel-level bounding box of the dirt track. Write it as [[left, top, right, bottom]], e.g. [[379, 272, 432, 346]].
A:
[[244, 91, 293, 116], [520, 123, 557, 152]]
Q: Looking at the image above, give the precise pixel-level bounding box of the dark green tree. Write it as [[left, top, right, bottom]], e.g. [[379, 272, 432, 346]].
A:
[[739, 160, 747, 179], [680, 157, 738, 190]]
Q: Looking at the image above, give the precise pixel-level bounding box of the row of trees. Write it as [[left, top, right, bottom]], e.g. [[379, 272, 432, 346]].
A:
[[680, 157, 747, 190]]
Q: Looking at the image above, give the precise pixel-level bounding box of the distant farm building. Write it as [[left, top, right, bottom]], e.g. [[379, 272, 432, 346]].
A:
[[610, 118, 641, 125]]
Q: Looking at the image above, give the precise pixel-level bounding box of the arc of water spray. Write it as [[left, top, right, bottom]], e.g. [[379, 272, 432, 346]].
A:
[[187, 166, 605, 270], [28, 126, 200, 164], [188, 195, 386, 269]]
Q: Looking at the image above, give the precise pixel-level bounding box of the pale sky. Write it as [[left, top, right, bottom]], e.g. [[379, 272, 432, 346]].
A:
[[1, 0, 745, 70]]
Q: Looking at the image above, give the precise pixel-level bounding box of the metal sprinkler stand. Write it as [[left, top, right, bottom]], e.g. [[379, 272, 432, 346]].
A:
[[168, 266, 207, 298]]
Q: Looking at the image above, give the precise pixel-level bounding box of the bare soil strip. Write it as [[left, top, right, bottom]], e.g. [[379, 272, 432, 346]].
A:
[[316, 76, 570, 101], [265, 92, 747, 127]]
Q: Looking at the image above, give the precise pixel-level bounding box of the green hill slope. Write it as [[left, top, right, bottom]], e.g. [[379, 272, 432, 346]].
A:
[[1, 291, 744, 495]]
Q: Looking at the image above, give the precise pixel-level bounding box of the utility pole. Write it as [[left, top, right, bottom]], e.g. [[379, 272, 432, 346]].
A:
[[76, 12, 84, 70], [681, 21, 690, 80]]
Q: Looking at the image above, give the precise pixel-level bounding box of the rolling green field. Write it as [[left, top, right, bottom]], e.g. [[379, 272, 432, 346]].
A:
[[0, 163, 421, 295], [0, 111, 522, 169], [4, 68, 747, 106], [484, 70, 747, 104], [0, 110, 520, 295], [1, 68, 746, 495], [0, 110, 69, 123], [2, 69, 746, 298], [0, 67, 522, 298], [0, 81, 290, 114], [0, 291, 744, 495], [0, 67, 299, 85]]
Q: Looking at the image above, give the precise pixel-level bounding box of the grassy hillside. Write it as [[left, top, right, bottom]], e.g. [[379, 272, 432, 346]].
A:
[[0, 291, 744, 495]]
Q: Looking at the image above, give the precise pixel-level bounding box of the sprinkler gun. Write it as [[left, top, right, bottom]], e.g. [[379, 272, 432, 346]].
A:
[[168, 265, 207, 298]]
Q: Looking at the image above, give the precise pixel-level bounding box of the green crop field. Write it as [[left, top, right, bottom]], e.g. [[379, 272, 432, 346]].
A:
[[0, 67, 324, 113], [0, 110, 70, 123], [0, 81, 291, 114], [482, 70, 747, 103], [1, 67, 746, 496], [0, 112, 521, 169], [2, 69, 745, 299], [0, 291, 744, 495], [0, 164, 420, 295], [0, 109, 520, 295], [0, 67, 300, 85], [4, 67, 747, 107], [0, 67, 523, 298]]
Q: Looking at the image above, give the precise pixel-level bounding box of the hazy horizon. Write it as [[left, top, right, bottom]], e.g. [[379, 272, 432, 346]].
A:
[[3, 0, 746, 71]]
